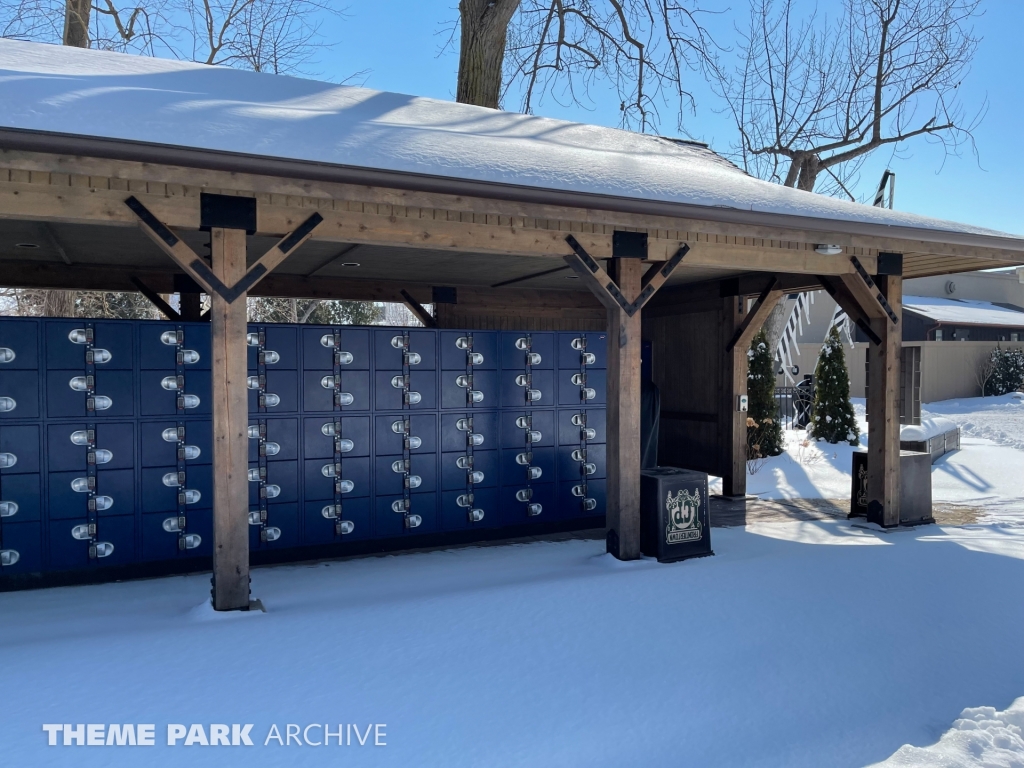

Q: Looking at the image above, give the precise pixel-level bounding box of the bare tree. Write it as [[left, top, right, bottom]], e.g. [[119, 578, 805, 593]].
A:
[[455, 0, 721, 133], [714, 0, 983, 196]]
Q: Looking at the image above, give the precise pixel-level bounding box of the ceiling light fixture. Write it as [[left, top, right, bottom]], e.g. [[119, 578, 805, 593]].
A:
[[339, 262, 360, 268], [15, 242, 40, 249], [564, 275, 580, 279], [814, 244, 843, 255]]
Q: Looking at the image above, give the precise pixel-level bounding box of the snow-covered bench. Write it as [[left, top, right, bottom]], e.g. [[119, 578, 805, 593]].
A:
[[900, 417, 960, 463]]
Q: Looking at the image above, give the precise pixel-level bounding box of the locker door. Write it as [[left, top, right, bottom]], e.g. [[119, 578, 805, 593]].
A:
[[302, 496, 372, 544], [0, 520, 42, 573], [0, 371, 39, 419], [374, 492, 437, 538], [440, 487, 500, 531]]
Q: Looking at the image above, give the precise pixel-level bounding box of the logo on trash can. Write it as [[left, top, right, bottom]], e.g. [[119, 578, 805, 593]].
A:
[[665, 489, 702, 544]]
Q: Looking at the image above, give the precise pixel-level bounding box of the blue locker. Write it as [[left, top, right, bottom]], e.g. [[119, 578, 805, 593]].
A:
[[374, 492, 437, 537], [248, 460, 298, 504], [140, 420, 212, 467], [0, 474, 40, 522], [140, 508, 213, 561], [248, 326, 298, 370], [498, 482, 556, 526], [373, 370, 437, 411], [141, 464, 213, 513], [46, 422, 134, 471], [48, 468, 136, 519], [0, 370, 39, 419], [440, 487, 500, 531], [139, 322, 211, 370], [374, 454, 437, 496], [439, 331, 498, 370], [556, 368, 607, 406], [556, 479, 606, 521], [0, 318, 39, 370], [499, 368, 554, 408], [373, 329, 437, 370], [139, 369, 212, 416], [0, 425, 40, 474], [303, 456, 371, 501], [440, 368, 497, 410], [557, 408, 607, 445], [46, 369, 134, 418], [556, 442, 606, 481], [302, 497, 372, 544], [247, 418, 298, 462], [247, 369, 298, 413], [499, 410, 555, 449], [557, 332, 608, 369], [0, 521, 42, 573], [440, 411, 499, 453], [499, 331, 554, 370], [373, 413, 437, 456], [441, 449, 498, 491], [302, 327, 371, 371], [45, 321, 133, 370], [302, 415, 371, 460], [501, 446, 555, 487], [249, 502, 299, 549], [301, 370, 370, 412], [48, 514, 135, 571]]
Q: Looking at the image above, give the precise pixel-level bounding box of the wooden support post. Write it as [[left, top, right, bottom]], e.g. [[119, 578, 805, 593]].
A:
[[720, 294, 748, 498], [867, 275, 902, 527], [210, 227, 251, 610], [606, 257, 643, 560]]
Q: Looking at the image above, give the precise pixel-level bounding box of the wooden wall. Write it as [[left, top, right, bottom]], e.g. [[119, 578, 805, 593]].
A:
[[434, 287, 605, 331], [643, 301, 724, 476]]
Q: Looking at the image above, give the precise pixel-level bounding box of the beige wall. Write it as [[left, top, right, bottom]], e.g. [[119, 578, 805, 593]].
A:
[[780, 340, 1024, 403]]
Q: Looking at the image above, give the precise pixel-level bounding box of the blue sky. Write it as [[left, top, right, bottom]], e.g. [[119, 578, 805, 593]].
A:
[[314, 2, 1020, 235]]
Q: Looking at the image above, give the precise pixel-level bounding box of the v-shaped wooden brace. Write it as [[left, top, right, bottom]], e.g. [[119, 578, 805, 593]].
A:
[[125, 196, 324, 303], [563, 235, 688, 316]]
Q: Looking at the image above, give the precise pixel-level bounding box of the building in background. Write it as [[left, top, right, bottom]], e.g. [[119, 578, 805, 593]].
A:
[[781, 268, 1024, 402]]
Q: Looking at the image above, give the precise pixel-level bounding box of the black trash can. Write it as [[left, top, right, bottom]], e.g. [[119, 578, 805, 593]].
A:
[[640, 467, 714, 563]]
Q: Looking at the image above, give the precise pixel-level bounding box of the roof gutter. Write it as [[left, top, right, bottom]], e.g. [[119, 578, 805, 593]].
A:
[[3, 127, 1024, 255]]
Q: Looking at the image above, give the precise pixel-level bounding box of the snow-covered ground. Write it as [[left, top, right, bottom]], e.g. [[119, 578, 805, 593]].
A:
[[711, 395, 1024, 521], [1, 395, 1022, 768]]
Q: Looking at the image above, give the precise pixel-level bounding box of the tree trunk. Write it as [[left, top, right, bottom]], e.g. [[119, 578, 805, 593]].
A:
[[43, 290, 76, 318], [63, 0, 91, 47], [456, 0, 521, 108], [796, 154, 821, 192]]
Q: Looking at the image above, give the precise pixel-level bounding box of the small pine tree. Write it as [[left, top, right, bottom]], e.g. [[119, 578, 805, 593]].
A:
[[984, 347, 1024, 396], [810, 325, 860, 445], [746, 329, 784, 458]]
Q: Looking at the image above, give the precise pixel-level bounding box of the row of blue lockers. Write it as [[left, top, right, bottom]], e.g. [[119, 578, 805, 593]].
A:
[[0, 319, 608, 580], [0, 319, 608, 419], [0, 411, 606, 574]]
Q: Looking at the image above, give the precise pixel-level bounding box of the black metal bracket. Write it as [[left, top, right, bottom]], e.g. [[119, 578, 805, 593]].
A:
[[851, 256, 899, 325], [564, 235, 687, 317]]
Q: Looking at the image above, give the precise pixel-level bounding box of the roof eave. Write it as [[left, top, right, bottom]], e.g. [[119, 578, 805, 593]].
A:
[[3, 126, 1024, 255]]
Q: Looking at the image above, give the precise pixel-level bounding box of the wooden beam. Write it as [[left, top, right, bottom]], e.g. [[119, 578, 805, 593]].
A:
[[5, 149, 1022, 268], [243, 211, 324, 290], [399, 289, 437, 328], [0, 178, 896, 274], [129, 275, 180, 321], [632, 244, 689, 312], [867, 275, 902, 528], [818, 275, 882, 346], [563, 236, 635, 315], [727, 278, 783, 351], [210, 227, 251, 611], [720, 295, 749, 498], [606, 257, 643, 560]]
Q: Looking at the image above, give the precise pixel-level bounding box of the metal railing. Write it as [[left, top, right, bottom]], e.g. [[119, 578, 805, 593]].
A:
[[774, 386, 813, 430]]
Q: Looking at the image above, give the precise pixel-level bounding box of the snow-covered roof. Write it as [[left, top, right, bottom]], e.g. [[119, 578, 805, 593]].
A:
[[0, 39, 1021, 247], [903, 296, 1024, 326]]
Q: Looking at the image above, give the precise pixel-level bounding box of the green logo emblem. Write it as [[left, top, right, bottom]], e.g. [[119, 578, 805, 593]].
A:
[[665, 489, 702, 544]]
